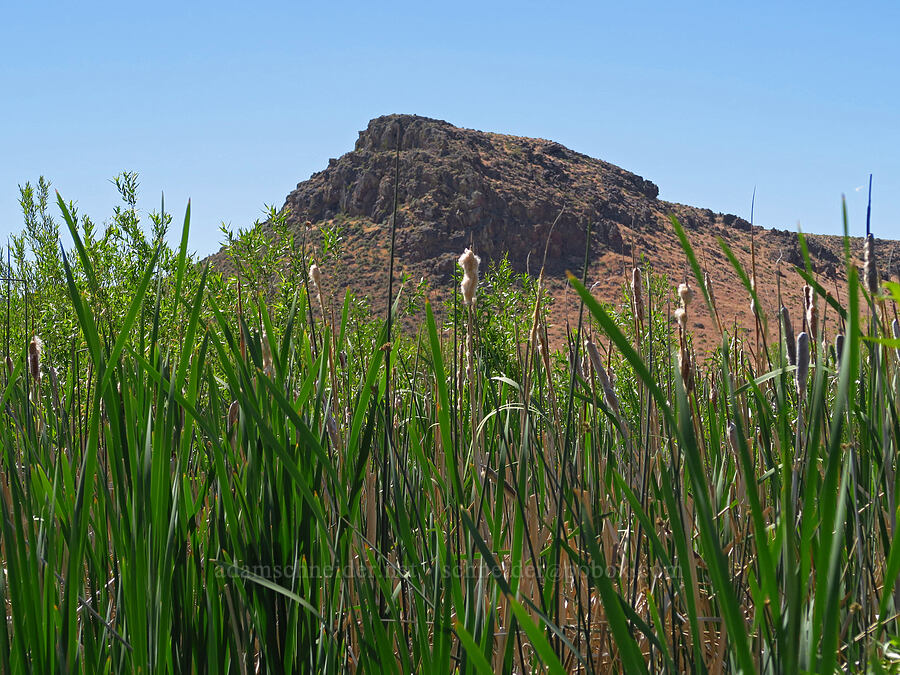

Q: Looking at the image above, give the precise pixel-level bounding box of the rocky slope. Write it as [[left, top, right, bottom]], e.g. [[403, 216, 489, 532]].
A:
[[214, 114, 894, 352]]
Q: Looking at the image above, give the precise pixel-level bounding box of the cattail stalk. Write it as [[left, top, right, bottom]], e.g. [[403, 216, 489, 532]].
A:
[[458, 248, 482, 465]]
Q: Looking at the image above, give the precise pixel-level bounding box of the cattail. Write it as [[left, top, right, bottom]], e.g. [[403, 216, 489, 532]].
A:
[[458, 248, 480, 306], [893, 319, 900, 340], [49, 366, 60, 413], [709, 377, 719, 405], [749, 278, 757, 316], [325, 412, 340, 449], [631, 267, 644, 326], [28, 336, 42, 386], [309, 263, 323, 304], [835, 334, 845, 365], [864, 234, 879, 296], [5, 355, 12, 378], [674, 307, 687, 330], [679, 347, 694, 392], [781, 305, 796, 365], [585, 338, 620, 416], [796, 332, 810, 397], [227, 400, 240, 433], [804, 285, 818, 339], [727, 421, 739, 457], [807, 305, 819, 341], [678, 281, 693, 308], [704, 270, 717, 310], [339, 350, 347, 371], [459, 249, 481, 417], [261, 331, 274, 377]]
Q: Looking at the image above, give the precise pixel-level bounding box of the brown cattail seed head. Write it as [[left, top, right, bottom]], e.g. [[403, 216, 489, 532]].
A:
[[679, 347, 694, 392], [864, 234, 879, 296], [5, 355, 12, 378], [807, 305, 819, 340], [835, 334, 845, 365], [28, 336, 42, 386], [458, 248, 480, 306], [796, 332, 810, 396], [227, 400, 239, 432], [893, 319, 900, 341], [781, 305, 796, 366], [678, 282, 693, 308], [631, 267, 644, 326], [585, 338, 620, 416]]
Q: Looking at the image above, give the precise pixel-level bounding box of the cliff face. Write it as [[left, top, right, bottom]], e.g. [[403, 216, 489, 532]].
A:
[[281, 114, 755, 277]]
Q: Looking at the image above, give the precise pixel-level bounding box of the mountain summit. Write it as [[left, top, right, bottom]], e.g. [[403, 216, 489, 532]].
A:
[[282, 114, 757, 276], [217, 114, 877, 348]]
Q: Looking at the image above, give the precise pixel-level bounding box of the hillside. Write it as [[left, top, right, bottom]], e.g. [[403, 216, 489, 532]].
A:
[[212, 114, 892, 351]]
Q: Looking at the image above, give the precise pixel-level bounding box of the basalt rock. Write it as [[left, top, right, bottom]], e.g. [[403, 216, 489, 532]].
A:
[[282, 114, 677, 274]]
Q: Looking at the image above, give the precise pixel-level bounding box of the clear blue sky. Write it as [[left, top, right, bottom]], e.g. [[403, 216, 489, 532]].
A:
[[2, 1, 898, 256]]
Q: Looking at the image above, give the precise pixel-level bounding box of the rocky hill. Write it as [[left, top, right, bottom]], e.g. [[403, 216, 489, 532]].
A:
[[214, 114, 894, 351]]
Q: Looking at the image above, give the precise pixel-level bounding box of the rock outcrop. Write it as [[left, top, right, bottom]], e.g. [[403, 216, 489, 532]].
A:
[[281, 114, 755, 276]]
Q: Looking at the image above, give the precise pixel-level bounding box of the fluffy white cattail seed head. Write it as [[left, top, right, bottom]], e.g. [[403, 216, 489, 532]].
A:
[[674, 307, 687, 330], [458, 248, 481, 306], [309, 263, 323, 299], [678, 282, 694, 308]]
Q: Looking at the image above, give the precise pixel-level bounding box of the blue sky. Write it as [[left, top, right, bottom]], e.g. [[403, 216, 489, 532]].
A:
[[1, 1, 897, 256]]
